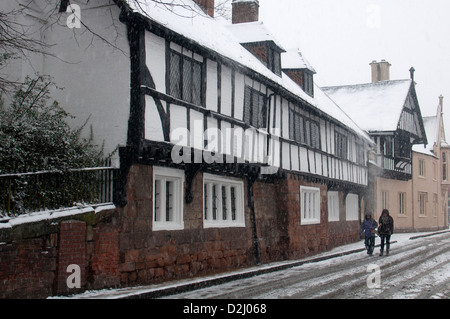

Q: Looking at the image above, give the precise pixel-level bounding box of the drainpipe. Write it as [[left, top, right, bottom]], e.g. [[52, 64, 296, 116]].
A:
[[247, 167, 260, 265], [265, 92, 275, 165]]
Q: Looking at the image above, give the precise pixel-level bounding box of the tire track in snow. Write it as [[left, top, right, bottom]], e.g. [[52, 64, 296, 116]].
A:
[[162, 232, 450, 299], [315, 240, 450, 299]]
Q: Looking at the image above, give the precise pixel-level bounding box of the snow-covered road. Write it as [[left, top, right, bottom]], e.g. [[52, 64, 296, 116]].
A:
[[162, 231, 450, 299]]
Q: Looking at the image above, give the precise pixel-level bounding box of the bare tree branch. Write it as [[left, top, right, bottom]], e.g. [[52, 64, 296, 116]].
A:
[[0, 0, 233, 96]]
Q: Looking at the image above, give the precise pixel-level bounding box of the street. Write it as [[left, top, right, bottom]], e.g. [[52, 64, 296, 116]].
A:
[[162, 231, 450, 299]]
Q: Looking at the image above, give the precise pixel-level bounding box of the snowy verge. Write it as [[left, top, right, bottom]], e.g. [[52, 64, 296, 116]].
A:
[[51, 228, 450, 299], [0, 203, 116, 230]]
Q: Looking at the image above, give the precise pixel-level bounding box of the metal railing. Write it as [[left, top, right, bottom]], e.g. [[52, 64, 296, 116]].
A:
[[376, 154, 412, 175], [1, 164, 117, 217]]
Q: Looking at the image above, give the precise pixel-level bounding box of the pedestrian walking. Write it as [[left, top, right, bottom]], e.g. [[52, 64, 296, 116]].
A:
[[378, 209, 394, 256], [360, 213, 378, 256]]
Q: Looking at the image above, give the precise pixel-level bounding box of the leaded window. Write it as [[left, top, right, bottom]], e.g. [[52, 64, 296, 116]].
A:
[[169, 49, 203, 105], [243, 86, 266, 129]]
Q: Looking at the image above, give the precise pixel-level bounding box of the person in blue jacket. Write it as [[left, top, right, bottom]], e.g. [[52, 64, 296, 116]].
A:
[[360, 213, 378, 256]]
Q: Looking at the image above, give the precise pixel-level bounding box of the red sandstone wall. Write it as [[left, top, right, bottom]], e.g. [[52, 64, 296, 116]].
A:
[[118, 165, 254, 286], [0, 164, 362, 298]]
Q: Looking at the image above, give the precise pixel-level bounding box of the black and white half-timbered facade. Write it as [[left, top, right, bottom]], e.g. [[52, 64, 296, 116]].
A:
[[324, 61, 427, 223], [1, 0, 375, 288], [115, 0, 374, 270]]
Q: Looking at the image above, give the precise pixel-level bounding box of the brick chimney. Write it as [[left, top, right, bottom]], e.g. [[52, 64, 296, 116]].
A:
[[193, 0, 215, 17], [231, 0, 259, 24], [370, 59, 391, 82]]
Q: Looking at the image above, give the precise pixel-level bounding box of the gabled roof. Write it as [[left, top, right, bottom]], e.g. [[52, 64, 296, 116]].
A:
[[322, 79, 413, 132], [412, 115, 438, 157], [281, 48, 316, 74], [413, 97, 448, 156], [121, 0, 372, 144], [225, 21, 285, 51]]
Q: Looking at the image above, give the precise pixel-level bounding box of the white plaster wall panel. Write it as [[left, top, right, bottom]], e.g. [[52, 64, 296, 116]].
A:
[[273, 95, 282, 136], [206, 116, 217, 130], [336, 159, 342, 180], [204, 126, 221, 155], [244, 75, 253, 88], [281, 100, 290, 139], [330, 124, 335, 157], [145, 96, 165, 142], [268, 138, 280, 168], [282, 142, 290, 170], [347, 135, 354, 163], [145, 32, 166, 93], [291, 144, 299, 171], [322, 155, 328, 177], [320, 120, 327, 153], [170, 104, 188, 147], [343, 162, 348, 181], [344, 162, 349, 181], [299, 147, 308, 173], [234, 72, 245, 121], [330, 158, 336, 179], [244, 129, 255, 162], [308, 150, 316, 174], [220, 121, 232, 156], [221, 65, 232, 117], [255, 132, 265, 163], [170, 42, 182, 53], [190, 109, 204, 150], [231, 126, 245, 160], [316, 153, 323, 176], [206, 59, 218, 112]]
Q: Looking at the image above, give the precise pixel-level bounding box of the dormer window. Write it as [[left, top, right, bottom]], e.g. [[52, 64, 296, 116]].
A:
[[226, 21, 285, 77], [302, 70, 314, 97], [282, 49, 317, 97], [267, 45, 282, 76]]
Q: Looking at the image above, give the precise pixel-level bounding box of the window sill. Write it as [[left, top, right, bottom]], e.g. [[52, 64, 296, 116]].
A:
[[300, 219, 320, 226], [203, 221, 246, 229], [152, 223, 184, 231]]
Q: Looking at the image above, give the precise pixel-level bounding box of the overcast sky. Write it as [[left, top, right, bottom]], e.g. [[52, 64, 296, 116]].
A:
[[252, 0, 450, 135]]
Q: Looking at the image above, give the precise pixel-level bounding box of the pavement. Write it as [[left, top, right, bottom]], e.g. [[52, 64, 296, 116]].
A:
[[58, 229, 450, 299]]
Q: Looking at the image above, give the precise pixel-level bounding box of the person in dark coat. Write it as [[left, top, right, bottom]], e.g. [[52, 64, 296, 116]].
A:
[[378, 209, 394, 256], [360, 213, 378, 256]]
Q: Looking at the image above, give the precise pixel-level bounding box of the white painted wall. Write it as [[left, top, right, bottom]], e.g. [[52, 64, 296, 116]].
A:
[[2, 0, 131, 165]]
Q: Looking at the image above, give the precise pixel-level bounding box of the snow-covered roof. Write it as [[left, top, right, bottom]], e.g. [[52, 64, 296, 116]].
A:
[[122, 0, 371, 143], [412, 115, 437, 156], [314, 84, 373, 144], [322, 79, 413, 132], [226, 21, 285, 51], [281, 48, 316, 73]]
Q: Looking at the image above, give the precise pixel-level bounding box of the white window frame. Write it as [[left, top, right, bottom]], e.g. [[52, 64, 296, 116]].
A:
[[418, 158, 425, 177], [419, 192, 427, 216], [300, 186, 321, 225], [203, 173, 245, 228], [152, 166, 185, 231], [345, 193, 359, 221], [399, 192, 406, 215], [328, 191, 339, 222]]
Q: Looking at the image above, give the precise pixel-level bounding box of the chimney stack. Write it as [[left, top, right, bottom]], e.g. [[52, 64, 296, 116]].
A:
[[193, 0, 215, 17], [231, 0, 259, 24], [370, 59, 391, 83]]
